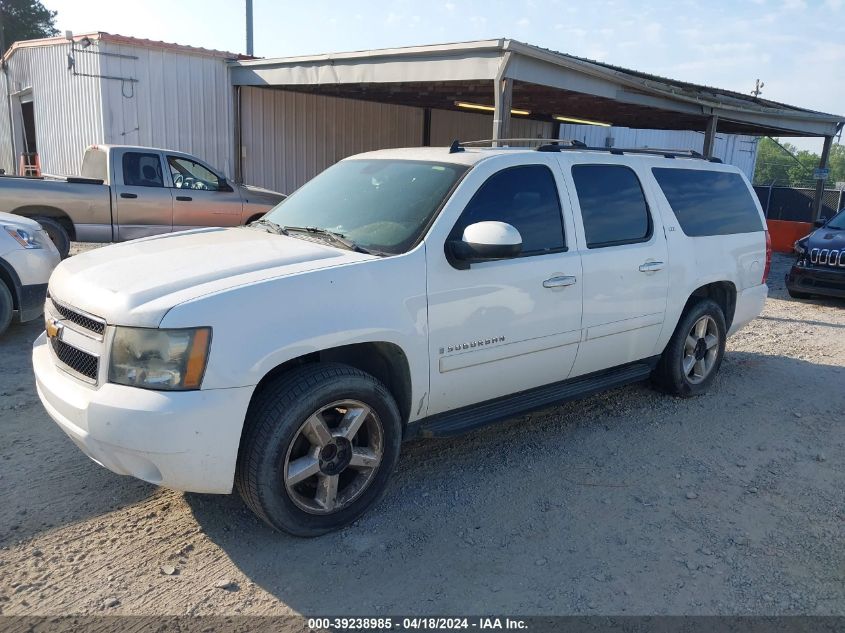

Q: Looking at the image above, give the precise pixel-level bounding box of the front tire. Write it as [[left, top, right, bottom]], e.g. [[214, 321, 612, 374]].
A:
[[0, 282, 13, 336], [34, 216, 71, 259], [236, 363, 402, 537], [652, 298, 726, 397]]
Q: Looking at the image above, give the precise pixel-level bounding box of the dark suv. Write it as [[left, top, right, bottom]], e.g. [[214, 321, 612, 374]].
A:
[[787, 208, 845, 300]]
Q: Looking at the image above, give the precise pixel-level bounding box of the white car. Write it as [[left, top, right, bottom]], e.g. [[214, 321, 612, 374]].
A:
[[33, 143, 770, 536], [0, 212, 60, 335]]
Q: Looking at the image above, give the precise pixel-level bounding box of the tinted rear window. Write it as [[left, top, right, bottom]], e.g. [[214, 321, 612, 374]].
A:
[[571, 164, 652, 248], [652, 168, 763, 236]]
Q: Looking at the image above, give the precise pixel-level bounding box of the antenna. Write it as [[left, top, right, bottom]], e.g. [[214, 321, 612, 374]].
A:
[[751, 79, 765, 98]]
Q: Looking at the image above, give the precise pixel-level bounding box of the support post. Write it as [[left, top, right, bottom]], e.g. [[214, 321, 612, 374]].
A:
[[245, 0, 254, 56], [703, 114, 718, 158], [233, 85, 243, 184], [551, 119, 562, 142], [812, 134, 833, 222], [422, 108, 431, 147], [492, 52, 513, 146]]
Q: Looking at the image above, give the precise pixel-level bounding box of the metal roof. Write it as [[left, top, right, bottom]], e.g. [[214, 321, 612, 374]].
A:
[[230, 38, 844, 138], [2, 32, 250, 63]]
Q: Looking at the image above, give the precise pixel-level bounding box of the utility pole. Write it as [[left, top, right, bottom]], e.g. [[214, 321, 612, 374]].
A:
[[245, 0, 254, 56]]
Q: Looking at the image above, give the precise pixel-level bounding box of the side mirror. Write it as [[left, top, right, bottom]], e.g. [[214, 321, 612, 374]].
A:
[[447, 221, 522, 269], [814, 217, 828, 228]]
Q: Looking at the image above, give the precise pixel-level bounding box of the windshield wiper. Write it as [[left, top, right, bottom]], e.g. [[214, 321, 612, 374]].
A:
[[282, 226, 371, 254], [249, 217, 288, 235]]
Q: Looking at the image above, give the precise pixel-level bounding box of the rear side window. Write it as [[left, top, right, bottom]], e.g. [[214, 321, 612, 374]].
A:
[[122, 152, 163, 188], [571, 164, 652, 248], [652, 168, 763, 236], [450, 165, 565, 255]]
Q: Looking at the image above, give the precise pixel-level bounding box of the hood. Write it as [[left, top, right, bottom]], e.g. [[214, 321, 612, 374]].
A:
[[49, 227, 373, 327], [807, 226, 845, 251], [238, 183, 286, 205], [0, 211, 42, 231]]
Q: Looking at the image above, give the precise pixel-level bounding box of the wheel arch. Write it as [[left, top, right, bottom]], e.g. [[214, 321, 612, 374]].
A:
[[0, 257, 22, 311], [247, 341, 414, 426], [12, 205, 76, 241], [683, 280, 737, 330]]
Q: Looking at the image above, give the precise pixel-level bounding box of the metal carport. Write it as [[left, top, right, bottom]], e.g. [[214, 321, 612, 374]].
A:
[[229, 38, 844, 218]]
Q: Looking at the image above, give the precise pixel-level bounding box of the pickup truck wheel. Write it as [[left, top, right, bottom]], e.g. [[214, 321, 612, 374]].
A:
[[34, 216, 71, 259], [236, 363, 402, 537], [652, 298, 726, 398], [0, 282, 13, 335]]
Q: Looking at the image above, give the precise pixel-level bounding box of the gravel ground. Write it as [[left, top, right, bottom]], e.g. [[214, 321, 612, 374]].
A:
[[0, 251, 843, 616]]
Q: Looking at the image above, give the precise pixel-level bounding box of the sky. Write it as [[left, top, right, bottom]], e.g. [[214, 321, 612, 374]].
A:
[[42, 0, 845, 152]]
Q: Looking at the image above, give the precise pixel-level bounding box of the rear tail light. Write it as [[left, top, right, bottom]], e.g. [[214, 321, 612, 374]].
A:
[[762, 230, 772, 284]]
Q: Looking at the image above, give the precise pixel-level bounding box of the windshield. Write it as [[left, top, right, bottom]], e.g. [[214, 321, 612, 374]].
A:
[[826, 209, 845, 230], [261, 159, 467, 254]]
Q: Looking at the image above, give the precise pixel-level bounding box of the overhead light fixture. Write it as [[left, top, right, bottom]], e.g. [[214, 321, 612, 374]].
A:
[[455, 101, 531, 116], [554, 115, 611, 127]]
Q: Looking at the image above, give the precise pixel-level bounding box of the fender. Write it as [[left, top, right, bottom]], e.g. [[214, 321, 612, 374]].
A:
[[158, 248, 431, 420], [0, 255, 23, 310]]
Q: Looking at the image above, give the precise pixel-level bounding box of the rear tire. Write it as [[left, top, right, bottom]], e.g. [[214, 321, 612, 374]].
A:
[[652, 298, 726, 397], [0, 282, 13, 335], [34, 216, 71, 259], [236, 363, 402, 537], [787, 288, 811, 299]]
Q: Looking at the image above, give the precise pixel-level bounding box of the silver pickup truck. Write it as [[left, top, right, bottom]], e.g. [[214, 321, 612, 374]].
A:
[[0, 145, 285, 257]]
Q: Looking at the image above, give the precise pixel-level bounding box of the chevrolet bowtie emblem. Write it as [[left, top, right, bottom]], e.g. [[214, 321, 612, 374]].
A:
[[46, 317, 63, 340]]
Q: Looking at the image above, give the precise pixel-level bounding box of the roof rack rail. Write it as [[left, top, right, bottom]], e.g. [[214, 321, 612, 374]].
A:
[[535, 144, 714, 160], [448, 139, 722, 162], [449, 138, 586, 152]]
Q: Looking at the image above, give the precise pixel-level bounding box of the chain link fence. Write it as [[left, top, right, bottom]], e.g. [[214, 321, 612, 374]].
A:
[[753, 185, 844, 222]]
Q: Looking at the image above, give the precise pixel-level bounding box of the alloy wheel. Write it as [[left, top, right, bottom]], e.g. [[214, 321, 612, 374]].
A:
[[682, 315, 720, 384], [283, 400, 384, 514]]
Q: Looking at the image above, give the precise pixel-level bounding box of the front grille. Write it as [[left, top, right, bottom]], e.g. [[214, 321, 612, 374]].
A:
[[809, 248, 845, 268], [50, 337, 99, 381], [51, 300, 106, 335]]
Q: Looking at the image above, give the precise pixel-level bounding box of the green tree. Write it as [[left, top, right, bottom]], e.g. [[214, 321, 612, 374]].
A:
[[0, 0, 58, 57], [754, 137, 845, 188]]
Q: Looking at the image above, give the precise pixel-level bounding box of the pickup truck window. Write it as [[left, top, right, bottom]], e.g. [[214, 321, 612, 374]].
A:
[[123, 152, 164, 188], [448, 165, 566, 255], [652, 168, 764, 236], [167, 156, 220, 191], [572, 164, 652, 248], [262, 159, 466, 254]]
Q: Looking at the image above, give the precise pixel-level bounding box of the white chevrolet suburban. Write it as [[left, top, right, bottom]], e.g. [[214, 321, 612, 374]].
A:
[[33, 142, 770, 536]]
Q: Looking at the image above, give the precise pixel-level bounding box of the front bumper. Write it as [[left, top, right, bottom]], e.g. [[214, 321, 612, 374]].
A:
[[18, 283, 48, 322], [786, 263, 845, 299], [33, 332, 254, 493]]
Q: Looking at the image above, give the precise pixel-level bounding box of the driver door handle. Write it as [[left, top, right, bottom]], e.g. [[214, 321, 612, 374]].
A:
[[176, 196, 192, 202], [543, 275, 577, 288], [639, 261, 665, 273]]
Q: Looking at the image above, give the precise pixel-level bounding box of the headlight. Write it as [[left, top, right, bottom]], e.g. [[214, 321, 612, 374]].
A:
[[109, 327, 211, 391], [794, 239, 807, 255], [4, 226, 43, 249]]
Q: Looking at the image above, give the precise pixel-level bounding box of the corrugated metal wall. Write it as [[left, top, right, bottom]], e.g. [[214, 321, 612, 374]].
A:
[[1, 42, 104, 175], [558, 123, 760, 180], [99, 42, 234, 178], [240, 87, 424, 193], [240, 92, 558, 193], [430, 109, 553, 145], [0, 71, 13, 174]]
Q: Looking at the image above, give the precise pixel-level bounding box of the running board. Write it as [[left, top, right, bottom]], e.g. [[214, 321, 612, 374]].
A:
[[410, 359, 656, 439]]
